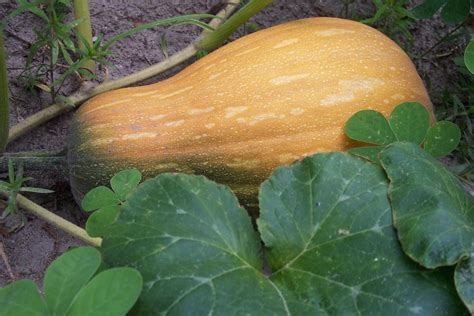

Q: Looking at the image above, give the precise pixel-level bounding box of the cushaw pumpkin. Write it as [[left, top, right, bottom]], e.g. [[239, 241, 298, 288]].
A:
[[68, 17, 433, 209]]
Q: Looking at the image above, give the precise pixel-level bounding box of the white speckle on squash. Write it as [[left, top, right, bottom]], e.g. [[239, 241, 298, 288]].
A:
[[248, 113, 285, 126], [83, 98, 133, 114], [225, 106, 248, 118], [235, 46, 260, 57], [320, 78, 384, 106], [209, 72, 222, 80], [314, 29, 355, 37], [133, 90, 159, 97], [152, 86, 193, 100], [188, 107, 215, 115], [270, 73, 310, 85], [165, 120, 185, 127], [122, 132, 157, 140], [391, 94, 405, 100], [290, 108, 305, 115], [273, 38, 299, 49], [205, 123, 215, 129], [149, 114, 167, 121], [90, 137, 119, 146]]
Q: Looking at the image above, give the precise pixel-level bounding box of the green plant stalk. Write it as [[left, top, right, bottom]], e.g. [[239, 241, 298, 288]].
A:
[[196, 0, 273, 51], [73, 0, 95, 74], [0, 30, 9, 155], [6, 1, 246, 144], [0, 192, 102, 247]]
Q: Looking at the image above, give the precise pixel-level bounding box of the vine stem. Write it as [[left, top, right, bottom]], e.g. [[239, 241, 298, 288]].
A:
[[6, 0, 272, 145], [1, 192, 103, 247], [73, 0, 95, 74]]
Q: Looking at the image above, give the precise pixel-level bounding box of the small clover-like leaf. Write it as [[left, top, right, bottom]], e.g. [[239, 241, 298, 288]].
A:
[[67, 268, 143, 316], [455, 253, 474, 313], [110, 169, 142, 201], [424, 121, 461, 157], [440, 0, 471, 23], [389, 102, 430, 144], [379, 142, 474, 269], [412, 0, 446, 18], [0, 247, 143, 316], [81, 186, 118, 212], [0, 280, 48, 315], [344, 110, 396, 145], [86, 204, 121, 237], [44, 247, 101, 316], [348, 146, 384, 163], [412, 0, 471, 23], [465, 42, 474, 74]]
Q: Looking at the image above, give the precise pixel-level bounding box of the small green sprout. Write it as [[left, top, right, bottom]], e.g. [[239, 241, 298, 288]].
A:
[[0, 160, 53, 227]]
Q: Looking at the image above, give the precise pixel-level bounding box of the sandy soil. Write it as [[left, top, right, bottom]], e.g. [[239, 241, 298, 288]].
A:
[[0, 0, 466, 286]]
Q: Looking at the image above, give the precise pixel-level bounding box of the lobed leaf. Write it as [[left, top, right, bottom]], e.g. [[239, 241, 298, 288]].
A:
[[379, 142, 474, 269], [100, 155, 466, 314]]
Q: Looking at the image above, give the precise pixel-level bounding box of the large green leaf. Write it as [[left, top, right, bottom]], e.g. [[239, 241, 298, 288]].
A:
[[100, 174, 305, 315], [258, 152, 465, 314], [101, 156, 466, 315], [44, 247, 101, 316], [379, 142, 474, 269], [0, 280, 48, 316]]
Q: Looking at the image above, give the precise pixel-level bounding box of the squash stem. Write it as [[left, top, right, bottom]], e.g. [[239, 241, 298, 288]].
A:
[[0, 192, 102, 247], [7, 1, 243, 144], [0, 28, 9, 155], [196, 0, 273, 51], [0, 149, 68, 175], [73, 0, 95, 74]]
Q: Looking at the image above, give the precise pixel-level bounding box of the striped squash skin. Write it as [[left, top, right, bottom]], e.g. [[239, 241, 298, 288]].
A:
[[68, 17, 433, 209]]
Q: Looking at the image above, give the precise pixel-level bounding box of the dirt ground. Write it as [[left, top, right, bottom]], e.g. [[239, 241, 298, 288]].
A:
[[0, 0, 466, 287]]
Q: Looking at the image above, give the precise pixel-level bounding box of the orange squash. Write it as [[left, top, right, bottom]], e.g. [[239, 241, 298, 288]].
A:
[[68, 17, 433, 208]]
